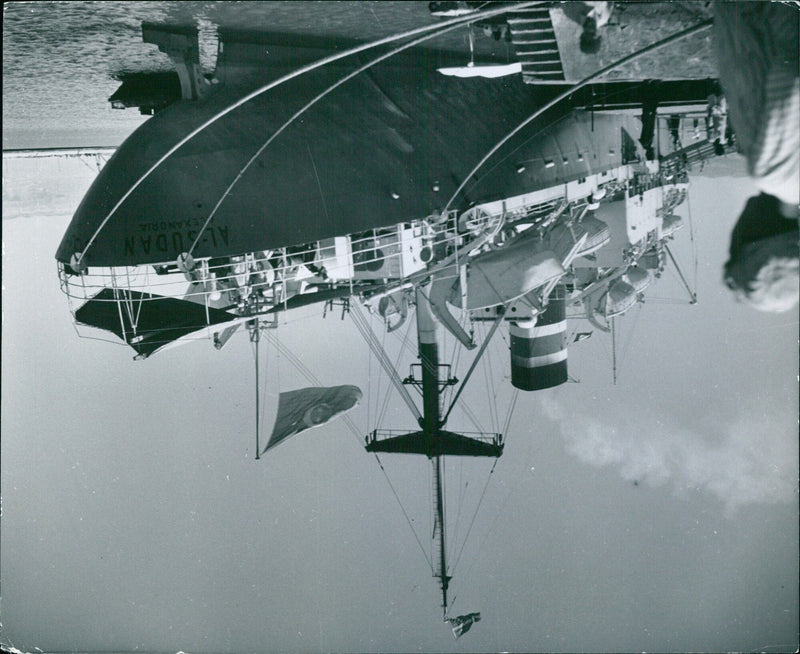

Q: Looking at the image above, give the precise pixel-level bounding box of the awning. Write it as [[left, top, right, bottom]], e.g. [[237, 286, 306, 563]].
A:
[[74, 287, 237, 358]]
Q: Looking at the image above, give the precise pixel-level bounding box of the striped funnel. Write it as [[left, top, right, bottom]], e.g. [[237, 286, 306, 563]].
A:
[[509, 291, 568, 391]]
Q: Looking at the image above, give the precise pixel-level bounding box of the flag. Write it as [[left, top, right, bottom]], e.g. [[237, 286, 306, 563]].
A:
[[448, 612, 481, 639], [574, 331, 593, 343], [261, 385, 362, 455]]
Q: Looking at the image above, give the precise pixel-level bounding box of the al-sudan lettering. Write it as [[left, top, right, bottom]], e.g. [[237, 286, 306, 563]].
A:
[[124, 226, 230, 257]]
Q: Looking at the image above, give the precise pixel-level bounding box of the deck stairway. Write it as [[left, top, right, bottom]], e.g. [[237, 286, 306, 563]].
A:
[[506, 6, 565, 84]]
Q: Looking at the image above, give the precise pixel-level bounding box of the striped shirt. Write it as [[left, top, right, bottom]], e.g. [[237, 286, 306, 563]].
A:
[[714, 2, 799, 204]]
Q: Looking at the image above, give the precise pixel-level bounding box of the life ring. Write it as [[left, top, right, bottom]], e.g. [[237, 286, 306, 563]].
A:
[[378, 292, 409, 332]]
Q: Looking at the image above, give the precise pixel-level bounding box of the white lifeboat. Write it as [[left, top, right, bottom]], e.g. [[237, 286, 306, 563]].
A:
[[599, 279, 637, 318], [661, 213, 684, 238], [622, 265, 651, 294]]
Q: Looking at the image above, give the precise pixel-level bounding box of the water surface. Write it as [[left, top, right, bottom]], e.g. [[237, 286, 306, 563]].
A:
[[3, 0, 515, 148]]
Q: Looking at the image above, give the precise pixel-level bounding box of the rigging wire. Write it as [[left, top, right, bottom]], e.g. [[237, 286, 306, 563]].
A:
[[444, 313, 462, 410], [244, 327, 266, 457], [377, 318, 392, 424], [448, 464, 512, 614], [73, 1, 542, 265], [350, 304, 410, 413], [593, 318, 612, 369], [482, 338, 499, 433], [664, 244, 696, 303], [367, 312, 373, 434], [371, 309, 382, 431], [450, 458, 499, 576], [440, 456, 447, 573], [611, 316, 617, 385], [259, 329, 273, 451], [501, 387, 520, 439], [429, 458, 435, 566], [448, 407, 533, 615], [373, 305, 414, 427], [441, 309, 505, 426], [351, 301, 422, 422], [617, 303, 643, 379], [391, 315, 418, 355], [265, 330, 315, 382], [448, 389, 520, 579], [460, 401, 487, 434], [262, 328, 364, 444], [687, 187, 699, 298], [642, 297, 691, 304], [252, 334, 260, 459], [441, 301, 473, 413], [444, 320, 490, 433], [373, 453, 434, 573], [449, 460, 468, 565], [378, 314, 414, 428]]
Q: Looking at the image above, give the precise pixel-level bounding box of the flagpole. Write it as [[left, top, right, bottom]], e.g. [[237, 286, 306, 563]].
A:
[[611, 317, 617, 386], [254, 320, 261, 460]]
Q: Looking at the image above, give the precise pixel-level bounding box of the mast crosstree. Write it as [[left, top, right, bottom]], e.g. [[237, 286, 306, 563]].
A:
[[365, 287, 503, 616]]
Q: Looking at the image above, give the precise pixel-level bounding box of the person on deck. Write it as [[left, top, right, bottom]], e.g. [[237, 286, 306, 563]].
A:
[[715, 2, 799, 312], [577, 2, 615, 53], [559, 1, 614, 54], [638, 81, 660, 161], [667, 115, 682, 152], [706, 92, 728, 155]]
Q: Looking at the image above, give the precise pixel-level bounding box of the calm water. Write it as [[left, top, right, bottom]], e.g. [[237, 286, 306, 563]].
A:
[[3, 0, 719, 149], [2, 0, 516, 149]]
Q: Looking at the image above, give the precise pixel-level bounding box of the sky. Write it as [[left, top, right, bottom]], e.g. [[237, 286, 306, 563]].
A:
[[1, 143, 798, 654]]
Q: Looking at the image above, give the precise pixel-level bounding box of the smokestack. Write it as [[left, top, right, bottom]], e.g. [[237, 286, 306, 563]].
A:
[[509, 289, 568, 391]]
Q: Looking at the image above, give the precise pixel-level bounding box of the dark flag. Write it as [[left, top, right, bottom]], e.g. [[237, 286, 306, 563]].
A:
[[447, 612, 481, 639], [262, 385, 362, 455]]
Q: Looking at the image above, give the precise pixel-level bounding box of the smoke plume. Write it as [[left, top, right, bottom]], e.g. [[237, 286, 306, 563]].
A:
[[540, 397, 798, 514]]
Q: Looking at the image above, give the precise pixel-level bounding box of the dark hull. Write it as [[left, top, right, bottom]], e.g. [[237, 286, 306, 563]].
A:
[[57, 47, 641, 267]]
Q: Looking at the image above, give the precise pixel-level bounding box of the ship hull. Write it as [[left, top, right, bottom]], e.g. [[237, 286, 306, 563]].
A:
[[57, 44, 643, 267]]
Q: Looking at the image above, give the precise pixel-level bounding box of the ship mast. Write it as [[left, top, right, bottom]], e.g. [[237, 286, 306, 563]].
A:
[[417, 286, 451, 616], [250, 318, 263, 459], [365, 285, 504, 618]]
